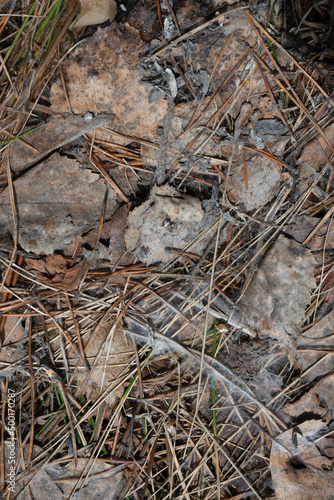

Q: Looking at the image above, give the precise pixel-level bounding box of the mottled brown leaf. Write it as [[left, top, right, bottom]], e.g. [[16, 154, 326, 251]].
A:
[[270, 420, 334, 500], [125, 185, 217, 265], [26, 255, 85, 291], [51, 24, 167, 145], [9, 113, 115, 173], [0, 153, 118, 254], [239, 235, 316, 353]]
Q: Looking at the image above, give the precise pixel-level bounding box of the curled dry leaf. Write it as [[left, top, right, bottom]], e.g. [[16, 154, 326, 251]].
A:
[[76, 0, 116, 27], [25, 254, 85, 291]]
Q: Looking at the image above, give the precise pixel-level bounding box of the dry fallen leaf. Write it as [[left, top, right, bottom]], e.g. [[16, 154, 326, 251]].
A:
[[270, 420, 334, 500], [141, 101, 223, 172], [283, 387, 328, 422], [297, 123, 334, 193], [26, 255, 85, 291], [76, 0, 116, 27], [0, 318, 27, 378], [297, 309, 334, 416], [5, 443, 127, 500], [82, 204, 132, 265], [125, 185, 218, 265], [46, 458, 128, 500], [284, 215, 334, 253], [51, 24, 167, 144], [225, 137, 289, 212], [70, 323, 135, 406], [9, 113, 115, 173], [0, 153, 118, 254], [239, 235, 316, 353]]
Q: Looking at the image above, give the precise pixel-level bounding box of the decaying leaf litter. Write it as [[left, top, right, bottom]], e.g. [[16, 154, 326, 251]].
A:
[[0, 0, 334, 498]]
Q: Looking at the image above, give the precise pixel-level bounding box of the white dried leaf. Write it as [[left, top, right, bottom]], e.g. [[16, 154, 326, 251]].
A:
[[76, 0, 116, 27], [165, 68, 177, 98]]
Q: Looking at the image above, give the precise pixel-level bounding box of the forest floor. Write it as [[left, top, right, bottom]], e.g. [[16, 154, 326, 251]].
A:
[[0, 0, 334, 499]]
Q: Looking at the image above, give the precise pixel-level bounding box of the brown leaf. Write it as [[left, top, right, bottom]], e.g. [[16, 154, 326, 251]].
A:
[[45, 254, 67, 275], [26, 255, 85, 291], [284, 215, 334, 252], [227, 139, 288, 211], [0, 153, 118, 254], [9, 113, 115, 173], [82, 204, 133, 265], [296, 309, 334, 416], [125, 185, 218, 265], [0, 318, 27, 376], [70, 323, 135, 406], [283, 388, 328, 421], [296, 123, 334, 197], [51, 24, 167, 145], [270, 420, 334, 500], [239, 235, 316, 353], [76, 0, 116, 27], [5, 443, 127, 500], [141, 101, 222, 171]]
